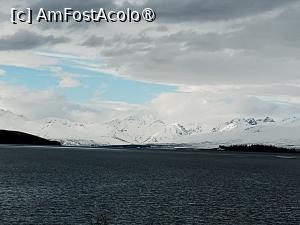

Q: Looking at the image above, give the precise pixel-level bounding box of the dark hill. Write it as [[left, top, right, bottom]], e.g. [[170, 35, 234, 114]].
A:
[[0, 130, 61, 146]]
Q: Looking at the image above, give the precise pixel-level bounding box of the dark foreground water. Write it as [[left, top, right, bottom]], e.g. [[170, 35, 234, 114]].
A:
[[0, 146, 299, 225]]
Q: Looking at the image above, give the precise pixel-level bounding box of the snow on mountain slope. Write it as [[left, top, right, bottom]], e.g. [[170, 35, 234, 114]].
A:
[[36, 114, 204, 145], [34, 115, 300, 147], [0, 109, 28, 129], [178, 117, 300, 148], [0, 108, 299, 147], [211, 117, 275, 133], [0, 109, 40, 134], [103, 115, 196, 144]]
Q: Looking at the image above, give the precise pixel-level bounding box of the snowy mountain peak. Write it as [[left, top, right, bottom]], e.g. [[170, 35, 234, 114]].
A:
[[215, 117, 277, 133], [0, 108, 299, 147], [184, 123, 203, 135], [256, 117, 275, 123], [263, 117, 275, 123], [245, 118, 257, 125], [219, 118, 256, 132]]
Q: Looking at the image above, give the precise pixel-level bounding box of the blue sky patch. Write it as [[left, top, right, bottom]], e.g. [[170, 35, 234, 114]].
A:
[[0, 65, 176, 104]]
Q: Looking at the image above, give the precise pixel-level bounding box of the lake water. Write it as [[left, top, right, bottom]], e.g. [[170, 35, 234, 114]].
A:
[[0, 146, 299, 225]]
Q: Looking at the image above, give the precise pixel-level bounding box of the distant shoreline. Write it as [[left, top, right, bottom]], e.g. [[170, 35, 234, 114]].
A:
[[51, 143, 300, 154], [0, 131, 298, 155]]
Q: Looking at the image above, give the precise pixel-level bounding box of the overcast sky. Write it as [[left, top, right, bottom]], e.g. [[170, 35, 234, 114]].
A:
[[1, 0, 300, 124]]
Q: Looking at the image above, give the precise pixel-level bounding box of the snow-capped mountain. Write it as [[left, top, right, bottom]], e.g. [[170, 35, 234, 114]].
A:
[[103, 114, 199, 144], [178, 116, 300, 148], [210, 117, 275, 133], [0, 111, 204, 145], [0, 107, 300, 148]]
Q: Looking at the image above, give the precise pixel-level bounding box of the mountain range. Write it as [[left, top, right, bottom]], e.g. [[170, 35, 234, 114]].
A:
[[0, 108, 299, 148]]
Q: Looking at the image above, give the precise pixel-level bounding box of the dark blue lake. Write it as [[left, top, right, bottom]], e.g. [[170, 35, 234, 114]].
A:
[[0, 146, 299, 225]]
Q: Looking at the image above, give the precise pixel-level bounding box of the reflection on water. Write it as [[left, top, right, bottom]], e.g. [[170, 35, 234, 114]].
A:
[[0, 147, 299, 225]]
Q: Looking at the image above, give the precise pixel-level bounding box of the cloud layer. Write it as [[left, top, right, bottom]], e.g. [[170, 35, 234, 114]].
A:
[[1, 0, 300, 123]]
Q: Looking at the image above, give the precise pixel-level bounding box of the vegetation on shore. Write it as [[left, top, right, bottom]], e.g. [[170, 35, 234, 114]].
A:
[[219, 144, 298, 153]]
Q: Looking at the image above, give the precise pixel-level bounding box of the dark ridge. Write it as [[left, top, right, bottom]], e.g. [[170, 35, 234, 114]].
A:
[[0, 130, 61, 146], [219, 144, 298, 153]]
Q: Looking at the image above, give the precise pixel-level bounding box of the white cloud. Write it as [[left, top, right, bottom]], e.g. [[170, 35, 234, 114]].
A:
[[0, 69, 6, 76], [148, 89, 300, 124], [0, 81, 140, 122], [58, 76, 80, 88], [1, 0, 300, 126], [0, 80, 300, 128], [2, 0, 300, 87], [49, 66, 81, 89], [0, 52, 57, 68], [0, 82, 69, 119]]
